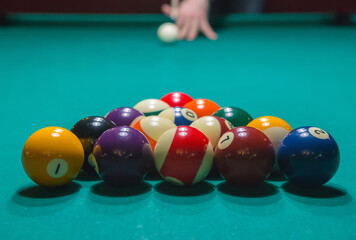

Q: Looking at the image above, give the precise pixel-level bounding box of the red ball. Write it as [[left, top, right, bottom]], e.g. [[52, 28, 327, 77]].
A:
[[154, 126, 213, 186], [161, 92, 194, 107], [214, 126, 275, 186]]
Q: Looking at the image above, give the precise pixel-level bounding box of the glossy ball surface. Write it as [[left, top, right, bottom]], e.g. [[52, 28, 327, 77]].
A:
[[190, 116, 234, 179], [22, 127, 84, 187], [161, 92, 194, 107], [105, 107, 144, 126], [154, 126, 213, 186], [134, 99, 170, 116], [92, 126, 153, 186], [71, 116, 116, 173], [278, 126, 340, 187], [183, 99, 220, 118], [131, 116, 176, 151], [158, 107, 198, 126], [213, 106, 252, 127], [247, 116, 292, 171], [190, 116, 234, 147], [157, 23, 179, 43], [214, 126, 275, 186]]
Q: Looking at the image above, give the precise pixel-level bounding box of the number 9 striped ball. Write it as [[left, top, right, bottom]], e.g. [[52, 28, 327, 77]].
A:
[[247, 116, 293, 172], [158, 107, 198, 126], [154, 126, 213, 186]]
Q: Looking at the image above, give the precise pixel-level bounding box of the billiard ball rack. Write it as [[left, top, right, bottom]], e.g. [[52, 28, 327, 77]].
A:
[[21, 92, 340, 190]]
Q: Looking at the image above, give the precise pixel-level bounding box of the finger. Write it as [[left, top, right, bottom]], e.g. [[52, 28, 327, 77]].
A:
[[178, 19, 190, 40], [161, 4, 171, 17], [200, 20, 218, 40], [170, 0, 180, 19], [170, 8, 179, 20], [176, 16, 184, 28], [187, 19, 199, 41]]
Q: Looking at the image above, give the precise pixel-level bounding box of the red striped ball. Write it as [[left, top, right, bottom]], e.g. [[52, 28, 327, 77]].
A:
[[154, 126, 213, 186]]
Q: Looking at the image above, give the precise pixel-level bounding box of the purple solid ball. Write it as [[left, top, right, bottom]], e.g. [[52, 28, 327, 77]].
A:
[[106, 107, 144, 126], [92, 126, 153, 186]]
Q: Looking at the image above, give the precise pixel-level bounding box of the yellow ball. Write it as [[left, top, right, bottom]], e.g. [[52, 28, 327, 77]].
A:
[[247, 116, 293, 171], [22, 127, 84, 187]]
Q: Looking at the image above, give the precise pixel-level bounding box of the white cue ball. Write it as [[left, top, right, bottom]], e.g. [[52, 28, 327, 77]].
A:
[[157, 23, 179, 43]]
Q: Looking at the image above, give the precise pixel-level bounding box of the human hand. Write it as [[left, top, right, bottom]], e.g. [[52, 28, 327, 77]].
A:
[[161, 0, 218, 41]]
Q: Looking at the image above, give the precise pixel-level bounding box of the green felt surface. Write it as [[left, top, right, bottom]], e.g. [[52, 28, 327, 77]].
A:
[[1, 14, 356, 240]]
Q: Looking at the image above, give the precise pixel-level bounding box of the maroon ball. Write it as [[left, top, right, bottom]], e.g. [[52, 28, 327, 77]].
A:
[[214, 126, 275, 186], [92, 126, 153, 186], [106, 107, 144, 126]]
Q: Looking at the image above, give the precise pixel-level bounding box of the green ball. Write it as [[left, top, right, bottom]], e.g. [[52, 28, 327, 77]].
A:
[[213, 106, 252, 127]]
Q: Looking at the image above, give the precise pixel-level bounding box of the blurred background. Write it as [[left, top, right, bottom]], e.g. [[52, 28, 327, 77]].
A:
[[1, 0, 355, 25]]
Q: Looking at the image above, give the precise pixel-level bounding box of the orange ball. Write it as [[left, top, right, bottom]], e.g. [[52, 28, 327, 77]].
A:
[[22, 127, 84, 187], [183, 99, 220, 118]]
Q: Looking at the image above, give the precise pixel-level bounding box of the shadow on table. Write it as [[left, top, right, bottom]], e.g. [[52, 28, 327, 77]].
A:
[[216, 182, 282, 215], [91, 181, 152, 197], [267, 171, 287, 182], [153, 182, 216, 215], [87, 182, 152, 215], [75, 170, 101, 181], [144, 171, 162, 181], [154, 181, 215, 197], [217, 182, 279, 198], [281, 182, 352, 206], [16, 182, 81, 200], [281, 182, 354, 216], [205, 163, 223, 181], [8, 182, 81, 216]]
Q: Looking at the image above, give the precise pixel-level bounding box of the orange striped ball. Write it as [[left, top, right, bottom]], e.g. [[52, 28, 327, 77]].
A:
[[131, 116, 176, 151]]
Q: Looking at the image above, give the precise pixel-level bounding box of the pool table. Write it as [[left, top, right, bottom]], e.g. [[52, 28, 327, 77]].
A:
[[1, 13, 356, 240]]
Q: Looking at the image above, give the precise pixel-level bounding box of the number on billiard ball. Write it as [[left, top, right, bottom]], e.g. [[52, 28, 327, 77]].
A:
[[214, 126, 275, 186], [22, 127, 84, 187], [278, 126, 340, 187], [158, 107, 198, 126], [190, 116, 233, 147], [184, 98, 220, 118]]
